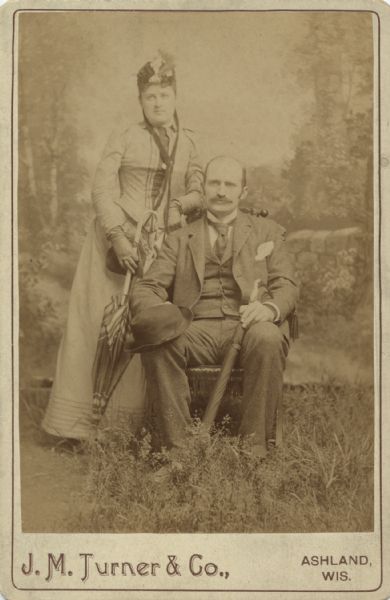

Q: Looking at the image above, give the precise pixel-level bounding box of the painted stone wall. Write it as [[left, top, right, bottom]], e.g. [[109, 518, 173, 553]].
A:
[[286, 227, 368, 316]]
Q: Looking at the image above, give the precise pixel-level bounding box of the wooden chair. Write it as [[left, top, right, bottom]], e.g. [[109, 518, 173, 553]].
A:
[[186, 366, 281, 444], [186, 365, 282, 447], [187, 366, 243, 408]]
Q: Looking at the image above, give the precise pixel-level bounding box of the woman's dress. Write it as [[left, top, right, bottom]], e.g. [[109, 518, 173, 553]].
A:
[[42, 119, 203, 439]]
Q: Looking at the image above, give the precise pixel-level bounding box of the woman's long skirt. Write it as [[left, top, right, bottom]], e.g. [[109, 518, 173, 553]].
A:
[[42, 219, 147, 439]]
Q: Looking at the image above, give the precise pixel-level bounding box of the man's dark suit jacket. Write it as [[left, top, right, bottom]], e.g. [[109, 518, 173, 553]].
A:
[[131, 211, 298, 336]]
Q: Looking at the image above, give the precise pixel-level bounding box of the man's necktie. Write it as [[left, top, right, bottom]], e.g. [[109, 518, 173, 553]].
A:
[[208, 221, 231, 261]]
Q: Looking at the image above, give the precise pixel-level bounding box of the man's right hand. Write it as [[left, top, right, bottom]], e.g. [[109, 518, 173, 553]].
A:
[[111, 236, 139, 274]]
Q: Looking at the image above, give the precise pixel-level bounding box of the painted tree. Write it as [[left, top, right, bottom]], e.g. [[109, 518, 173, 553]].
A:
[[18, 14, 93, 380], [18, 13, 92, 253], [283, 12, 373, 228]]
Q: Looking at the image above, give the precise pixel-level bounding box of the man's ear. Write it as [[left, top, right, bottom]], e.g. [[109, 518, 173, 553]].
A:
[[239, 186, 248, 202]]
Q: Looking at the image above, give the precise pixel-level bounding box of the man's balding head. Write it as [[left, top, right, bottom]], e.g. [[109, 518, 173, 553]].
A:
[[205, 156, 247, 188]]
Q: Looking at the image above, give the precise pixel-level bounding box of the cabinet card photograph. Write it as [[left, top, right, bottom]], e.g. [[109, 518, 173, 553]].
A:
[[0, 1, 389, 598]]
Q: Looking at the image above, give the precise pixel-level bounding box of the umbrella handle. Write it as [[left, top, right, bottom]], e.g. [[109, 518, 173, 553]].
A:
[[122, 270, 132, 297]]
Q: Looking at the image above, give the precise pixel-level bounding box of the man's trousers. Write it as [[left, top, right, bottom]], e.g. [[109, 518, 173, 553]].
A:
[[141, 318, 289, 457]]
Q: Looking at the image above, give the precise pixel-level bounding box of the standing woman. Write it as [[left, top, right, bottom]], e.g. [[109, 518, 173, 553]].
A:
[[42, 52, 204, 440]]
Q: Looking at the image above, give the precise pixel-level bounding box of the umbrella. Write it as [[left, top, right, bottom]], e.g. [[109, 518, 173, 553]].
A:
[[91, 210, 158, 424], [202, 279, 268, 432]]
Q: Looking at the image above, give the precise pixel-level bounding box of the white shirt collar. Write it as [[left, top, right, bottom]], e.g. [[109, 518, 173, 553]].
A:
[[206, 209, 238, 224]]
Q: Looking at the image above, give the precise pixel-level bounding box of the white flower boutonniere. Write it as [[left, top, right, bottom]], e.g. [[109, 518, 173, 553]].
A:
[[255, 241, 274, 262]]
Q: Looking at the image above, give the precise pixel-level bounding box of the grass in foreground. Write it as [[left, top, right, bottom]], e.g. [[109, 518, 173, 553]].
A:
[[66, 383, 374, 533]]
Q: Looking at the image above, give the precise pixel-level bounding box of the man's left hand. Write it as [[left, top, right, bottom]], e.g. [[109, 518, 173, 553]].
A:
[[239, 301, 275, 329]]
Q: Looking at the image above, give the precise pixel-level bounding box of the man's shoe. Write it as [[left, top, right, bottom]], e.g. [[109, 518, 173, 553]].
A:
[[240, 443, 267, 460], [151, 460, 183, 484], [151, 464, 171, 484], [267, 438, 276, 451]]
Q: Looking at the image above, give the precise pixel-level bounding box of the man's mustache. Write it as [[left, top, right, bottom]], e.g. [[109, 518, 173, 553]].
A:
[[209, 195, 231, 202]]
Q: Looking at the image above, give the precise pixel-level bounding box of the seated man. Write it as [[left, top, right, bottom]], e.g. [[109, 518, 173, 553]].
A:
[[131, 155, 298, 457]]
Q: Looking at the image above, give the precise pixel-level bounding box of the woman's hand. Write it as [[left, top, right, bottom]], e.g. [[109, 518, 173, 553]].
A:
[[167, 202, 184, 229], [111, 236, 139, 274]]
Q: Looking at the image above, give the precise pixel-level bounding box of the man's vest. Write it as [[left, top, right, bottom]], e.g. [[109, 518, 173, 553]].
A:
[[192, 223, 241, 319]]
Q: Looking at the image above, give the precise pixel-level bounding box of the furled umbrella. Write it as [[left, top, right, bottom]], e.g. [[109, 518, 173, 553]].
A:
[[201, 280, 267, 432], [91, 210, 158, 424]]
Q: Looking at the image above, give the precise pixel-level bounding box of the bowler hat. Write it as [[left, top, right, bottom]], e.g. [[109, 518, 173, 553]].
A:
[[126, 303, 192, 353]]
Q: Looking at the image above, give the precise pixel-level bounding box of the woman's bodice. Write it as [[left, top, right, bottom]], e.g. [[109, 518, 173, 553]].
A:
[[92, 120, 203, 236]]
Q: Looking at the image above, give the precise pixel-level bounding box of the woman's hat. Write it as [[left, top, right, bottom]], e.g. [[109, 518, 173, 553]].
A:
[[126, 303, 192, 353], [137, 50, 176, 93]]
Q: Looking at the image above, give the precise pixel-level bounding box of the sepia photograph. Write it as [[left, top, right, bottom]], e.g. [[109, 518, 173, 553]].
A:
[[16, 9, 376, 541], [0, 0, 388, 593]]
